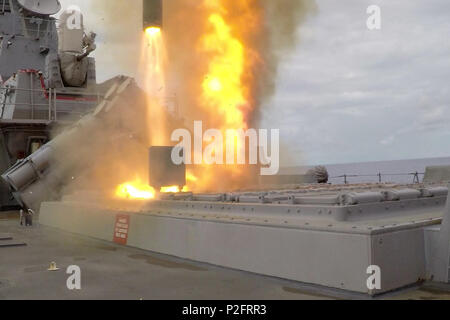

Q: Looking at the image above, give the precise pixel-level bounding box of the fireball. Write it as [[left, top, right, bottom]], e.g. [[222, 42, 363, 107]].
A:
[[116, 178, 155, 200]]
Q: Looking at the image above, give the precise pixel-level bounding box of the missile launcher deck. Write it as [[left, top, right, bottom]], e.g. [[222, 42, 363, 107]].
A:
[[39, 182, 450, 295]]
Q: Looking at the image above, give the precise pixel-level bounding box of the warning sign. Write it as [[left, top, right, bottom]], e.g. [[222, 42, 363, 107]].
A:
[[113, 214, 130, 245]]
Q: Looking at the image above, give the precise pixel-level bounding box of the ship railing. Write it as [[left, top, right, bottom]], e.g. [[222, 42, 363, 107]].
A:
[[6, 15, 58, 40], [330, 172, 425, 185], [0, 0, 10, 14], [0, 85, 103, 121]]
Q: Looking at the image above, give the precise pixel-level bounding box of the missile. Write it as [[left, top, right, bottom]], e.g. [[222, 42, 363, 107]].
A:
[[143, 0, 163, 30]]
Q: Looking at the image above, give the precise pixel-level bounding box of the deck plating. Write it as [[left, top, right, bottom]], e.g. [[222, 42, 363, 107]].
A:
[[40, 183, 450, 295]]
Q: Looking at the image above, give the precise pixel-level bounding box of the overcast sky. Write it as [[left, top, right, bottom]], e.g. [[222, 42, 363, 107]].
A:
[[60, 0, 450, 166], [262, 0, 450, 165]]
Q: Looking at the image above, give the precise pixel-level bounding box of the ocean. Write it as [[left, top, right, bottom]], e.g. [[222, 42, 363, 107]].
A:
[[280, 157, 450, 185]]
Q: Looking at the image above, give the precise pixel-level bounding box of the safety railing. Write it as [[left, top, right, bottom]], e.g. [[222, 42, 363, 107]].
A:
[[330, 172, 425, 184], [0, 85, 102, 121], [0, 0, 11, 14], [2, 13, 58, 40]]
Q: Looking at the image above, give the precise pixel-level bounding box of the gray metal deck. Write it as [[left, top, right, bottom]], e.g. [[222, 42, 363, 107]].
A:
[[35, 183, 450, 295], [1, 217, 450, 300]]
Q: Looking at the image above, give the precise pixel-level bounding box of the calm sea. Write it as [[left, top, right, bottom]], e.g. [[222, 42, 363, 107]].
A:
[[281, 157, 450, 185]]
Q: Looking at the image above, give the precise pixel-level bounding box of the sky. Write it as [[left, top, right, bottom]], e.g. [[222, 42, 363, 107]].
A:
[[59, 0, 450, 166]]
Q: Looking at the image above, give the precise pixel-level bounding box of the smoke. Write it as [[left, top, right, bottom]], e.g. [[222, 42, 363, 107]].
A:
[[254, 0, 318, 123], [163, 0, 316, 126], [51, 0, 317, 198], [50, 80, 152, 201], [162, 0, 316, 190], [83, 0, 316, 128], [81, 0, 316, 122], [82, 1, 142, 81]]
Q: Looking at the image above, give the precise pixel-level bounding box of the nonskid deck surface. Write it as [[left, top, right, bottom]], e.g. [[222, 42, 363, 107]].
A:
[[0, 217, 338, 300], [1, 217, 450, 300]]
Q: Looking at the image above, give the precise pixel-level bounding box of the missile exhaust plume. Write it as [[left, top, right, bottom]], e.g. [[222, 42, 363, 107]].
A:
[[162, 0, 317, 191], [53, 0, 316, 199]]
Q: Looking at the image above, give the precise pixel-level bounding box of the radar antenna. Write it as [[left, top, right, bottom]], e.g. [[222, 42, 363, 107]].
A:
[[17, 0, 61, 16]]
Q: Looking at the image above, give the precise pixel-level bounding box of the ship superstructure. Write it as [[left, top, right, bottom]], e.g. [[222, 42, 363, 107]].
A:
[[0, 0, 126, 208]]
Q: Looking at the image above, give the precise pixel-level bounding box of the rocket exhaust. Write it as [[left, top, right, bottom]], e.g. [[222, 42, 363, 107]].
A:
[[143, 0, 163, 30]]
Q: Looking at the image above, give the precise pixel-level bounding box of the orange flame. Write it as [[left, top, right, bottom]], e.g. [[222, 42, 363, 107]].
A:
[[115, 179, 190, 199], [116, 1, 262, 197], [200, 13, 248, 130], [116, 178, 155, 200], [160, 186, 189, 193], [181, 0, 258, 192]]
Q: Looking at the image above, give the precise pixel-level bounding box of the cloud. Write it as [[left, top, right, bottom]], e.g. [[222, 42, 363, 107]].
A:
[[379, 103, 450, 147], [261, 0, 450, 164], [380, 135, 394, 146]]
